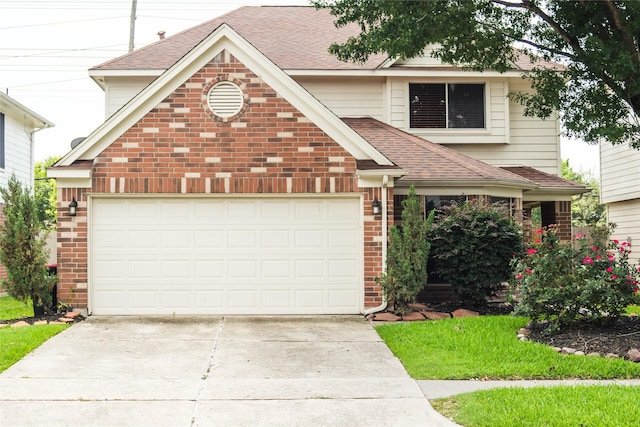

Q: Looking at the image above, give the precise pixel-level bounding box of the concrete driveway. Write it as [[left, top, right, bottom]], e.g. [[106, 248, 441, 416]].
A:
[[0, 316, 455, 426]]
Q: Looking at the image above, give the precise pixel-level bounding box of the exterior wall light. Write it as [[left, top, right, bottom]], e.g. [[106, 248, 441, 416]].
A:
[[69, 197, 78, 217], [372, 197, 381, 215]]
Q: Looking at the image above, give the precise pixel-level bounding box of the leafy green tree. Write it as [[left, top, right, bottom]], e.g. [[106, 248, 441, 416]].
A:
[[314, 0, 640, 148], [34, 156, 61, 230], [428, 200, 523, 305], [377, 185, 434, 314], [0, 175, 57, 314], [561, 160, 605, 227]]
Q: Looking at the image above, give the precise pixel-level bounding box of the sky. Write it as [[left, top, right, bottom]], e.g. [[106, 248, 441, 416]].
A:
[[1, 0, 599, 174]]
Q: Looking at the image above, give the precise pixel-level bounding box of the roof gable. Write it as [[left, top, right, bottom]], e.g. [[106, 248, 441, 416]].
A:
[[58, 23, 392, 167], [91, 6, 388, 73]]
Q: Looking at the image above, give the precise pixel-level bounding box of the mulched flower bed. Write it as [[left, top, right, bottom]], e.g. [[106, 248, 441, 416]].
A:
[[527, 316, 640, 358], [0, 311, 85, 325]]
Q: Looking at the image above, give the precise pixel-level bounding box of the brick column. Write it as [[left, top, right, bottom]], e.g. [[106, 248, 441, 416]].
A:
[[554, 200, 572, 241], [56, 188, 88, 310]]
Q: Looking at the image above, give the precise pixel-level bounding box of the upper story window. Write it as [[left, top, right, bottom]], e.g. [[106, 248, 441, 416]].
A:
[[410, 83, 485, 129]]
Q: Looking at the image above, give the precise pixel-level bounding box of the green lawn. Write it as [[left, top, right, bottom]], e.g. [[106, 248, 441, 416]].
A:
[[432, 385, 640, 427], [376, 315, 640, 379], [0, 296, 36, 320], [626, 305, 640, 316], [0, 296, 68, 373]]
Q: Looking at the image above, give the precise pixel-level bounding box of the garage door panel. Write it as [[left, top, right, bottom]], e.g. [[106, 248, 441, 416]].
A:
[[91, 197, 362, 314]]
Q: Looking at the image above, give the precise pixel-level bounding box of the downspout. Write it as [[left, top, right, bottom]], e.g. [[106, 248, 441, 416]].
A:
[[364, 175, 389, 315]]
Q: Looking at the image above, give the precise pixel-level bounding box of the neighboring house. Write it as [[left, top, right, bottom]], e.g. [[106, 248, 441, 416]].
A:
[[0, 92, 54, 284], [48, 6, 585, 315], [600, 141, 640, 264]]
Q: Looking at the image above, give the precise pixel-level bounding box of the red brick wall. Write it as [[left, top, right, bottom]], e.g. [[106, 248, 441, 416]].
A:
[[56, 51, 386, 311], [56, 188, 88, 309]]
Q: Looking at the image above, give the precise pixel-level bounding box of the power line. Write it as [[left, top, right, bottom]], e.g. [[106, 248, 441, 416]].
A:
[[0, 16, 127, 30]]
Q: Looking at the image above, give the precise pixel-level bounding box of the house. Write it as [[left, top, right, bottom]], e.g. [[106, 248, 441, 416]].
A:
[[600, 141, 640, 264], [0, 92, 54, 283], [48, 6, 585, 315]]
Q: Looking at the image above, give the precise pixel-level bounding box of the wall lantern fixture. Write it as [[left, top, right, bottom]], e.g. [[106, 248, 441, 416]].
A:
[[69, 197, 78, 217], [372, 197, 381, 215]]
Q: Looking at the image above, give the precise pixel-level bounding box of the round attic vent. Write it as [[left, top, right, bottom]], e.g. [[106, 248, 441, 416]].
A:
[[206, 81, 244, 118]]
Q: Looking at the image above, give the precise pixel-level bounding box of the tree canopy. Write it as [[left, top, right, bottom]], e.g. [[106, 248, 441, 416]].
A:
[[314, 0, 640, 148], [561, 160, 605, 227], [34, 156, 61, 230]]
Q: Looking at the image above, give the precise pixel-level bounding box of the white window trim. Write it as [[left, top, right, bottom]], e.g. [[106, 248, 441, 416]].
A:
[[406, 81, 492, 135]]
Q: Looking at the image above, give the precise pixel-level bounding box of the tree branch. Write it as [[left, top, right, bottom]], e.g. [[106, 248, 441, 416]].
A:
[[602, 0, 640, 67]]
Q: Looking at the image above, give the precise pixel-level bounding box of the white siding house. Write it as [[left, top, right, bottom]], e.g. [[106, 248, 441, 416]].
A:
[[0, 92, 54, 201], [600, 141, 640, 263], [0, 92, 54, 283]]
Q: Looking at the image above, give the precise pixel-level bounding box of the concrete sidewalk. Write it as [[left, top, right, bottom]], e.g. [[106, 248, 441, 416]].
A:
[[0, 316, 457, 427]]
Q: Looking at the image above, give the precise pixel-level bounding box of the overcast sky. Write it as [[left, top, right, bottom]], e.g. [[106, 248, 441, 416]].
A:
[[1, 0, 599, 173]]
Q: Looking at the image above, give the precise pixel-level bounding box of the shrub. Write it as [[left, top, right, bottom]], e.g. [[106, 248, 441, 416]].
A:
[[377, 185, 434, 314], [510, 225, 640, 328], [428, 200, 523, 305], [0, 175, 57, 315]]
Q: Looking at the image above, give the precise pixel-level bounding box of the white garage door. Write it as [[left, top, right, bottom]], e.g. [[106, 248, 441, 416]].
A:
[[90, 197, 362, 314]]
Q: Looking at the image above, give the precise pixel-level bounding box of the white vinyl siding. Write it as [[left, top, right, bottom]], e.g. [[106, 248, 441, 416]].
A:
[[295, 77, 385, 120], [0, 112, 34, 200], [104, 76, 155, 118], [441, 78, 560, 174], [90, 196, 362, 315], [606, 200, 640, 264], [600, 140, 640, 203]]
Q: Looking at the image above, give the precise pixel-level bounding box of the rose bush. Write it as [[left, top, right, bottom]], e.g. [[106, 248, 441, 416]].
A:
[[510, 225, 640, 329]]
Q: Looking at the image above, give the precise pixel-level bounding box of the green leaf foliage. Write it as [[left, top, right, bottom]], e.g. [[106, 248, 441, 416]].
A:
[[314, 0, 640, 148], [0, 175, 57, 314], [511, 225, 640, 329], [428, 200, 523, 305], [34, 156, 61, 230], [561, 160, 605, 227], [377, 185, 434, 314]]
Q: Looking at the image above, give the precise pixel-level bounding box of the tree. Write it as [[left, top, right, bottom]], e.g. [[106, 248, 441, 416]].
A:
[[34, 156, 61, 230], [561, 160, 605, 227], [314, 0, 640, 148], [376, 185, 434, 314], [428, 200, 523, 305], [0, 175, 57, 314]]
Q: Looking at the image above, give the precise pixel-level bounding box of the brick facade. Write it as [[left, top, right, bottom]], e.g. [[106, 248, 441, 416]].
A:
[[56, 51, 386, 311]]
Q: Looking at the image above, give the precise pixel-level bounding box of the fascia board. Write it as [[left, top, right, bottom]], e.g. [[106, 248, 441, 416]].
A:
[[61, 24, 392, 167], [0, 93, 54, 129], [285, 69, 524, 78], [88, 69, 164, 77], [46, 167, 92, 179], [356, 169, 405, 177], [396, 178, 538, 190]]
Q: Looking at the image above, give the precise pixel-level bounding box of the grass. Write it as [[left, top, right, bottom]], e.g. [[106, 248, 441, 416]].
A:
[[0, 295, 68, 373], [376, 315, 640, 379], [432, 385, 640, 427], [0, 295, 36, 320], [626, 305, 640, 316]]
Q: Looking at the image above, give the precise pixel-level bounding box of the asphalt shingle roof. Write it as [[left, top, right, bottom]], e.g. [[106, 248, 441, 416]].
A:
[[92, 6, 388, 72], [343, 118, 535, 186], [501, 166, 587, 191], [92, 6, 554, 73]]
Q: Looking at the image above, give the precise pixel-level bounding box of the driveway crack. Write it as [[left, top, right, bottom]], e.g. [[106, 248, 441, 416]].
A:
[[190, 316, 225, 427]]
